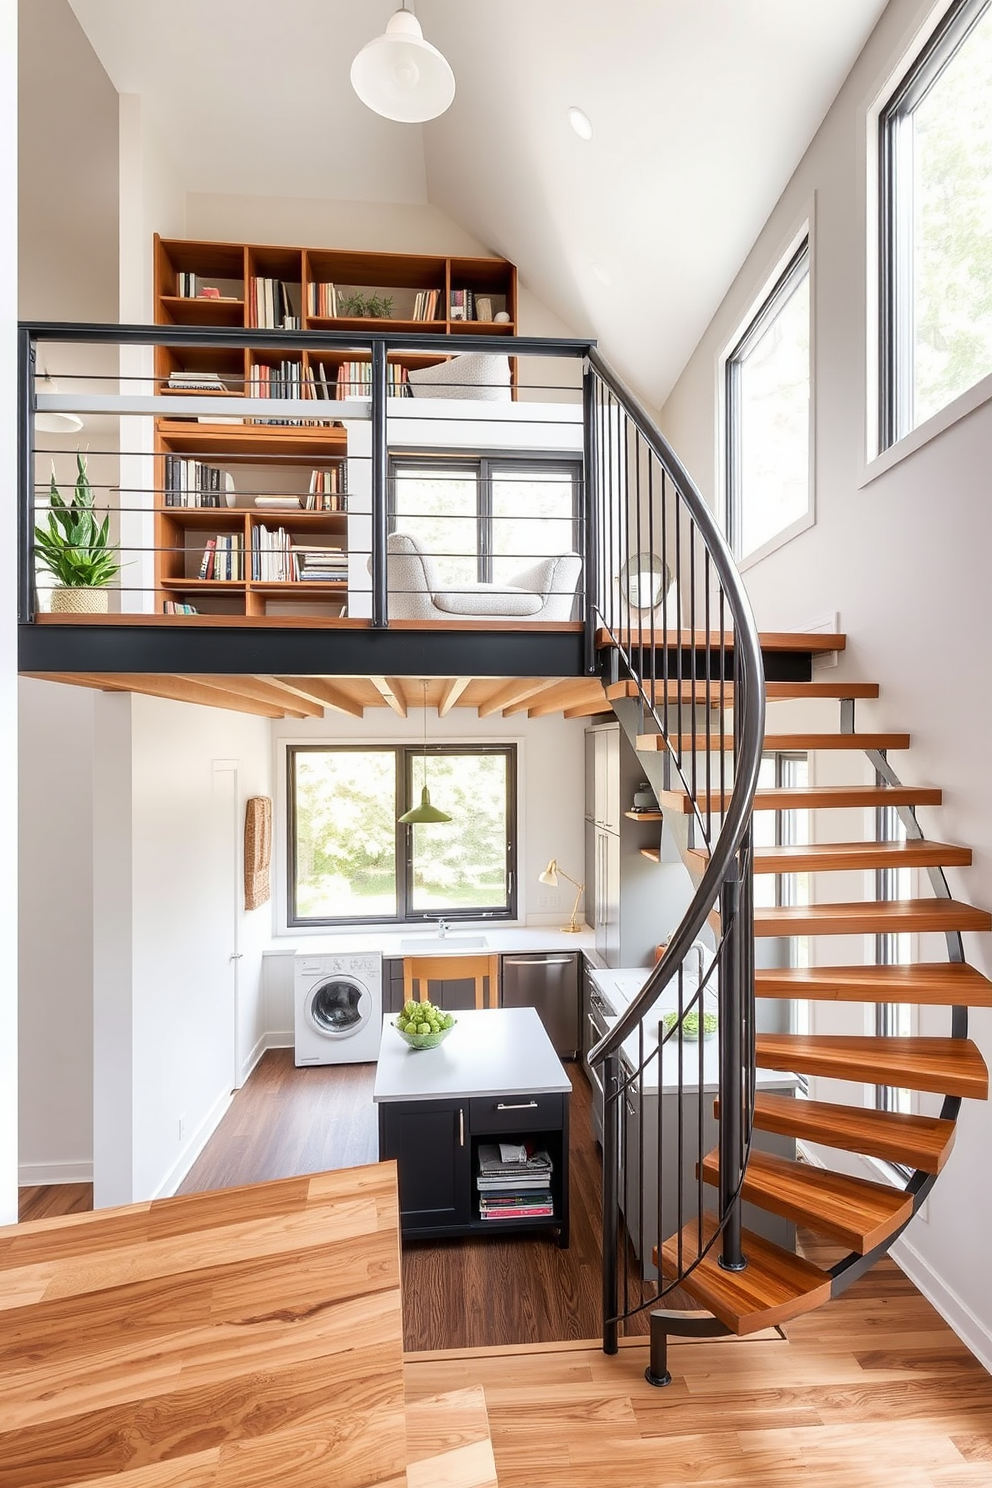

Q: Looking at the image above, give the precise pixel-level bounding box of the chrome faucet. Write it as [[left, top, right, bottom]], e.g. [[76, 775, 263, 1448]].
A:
[[426, 916, 450, 937]]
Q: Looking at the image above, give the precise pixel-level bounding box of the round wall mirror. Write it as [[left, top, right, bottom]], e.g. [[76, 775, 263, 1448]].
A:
[[620, 553, 671, 611]]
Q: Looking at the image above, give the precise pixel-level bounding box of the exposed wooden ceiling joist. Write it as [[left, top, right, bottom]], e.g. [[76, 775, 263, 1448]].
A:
[[107, 673, 288, 718], [271, 676, 366, 717], [474, 678, 554, 718], [527, 681, 607, 718], [437, 678, 472, 717], [369, 677, 408, 717], [501, 678, 594, 717], [187, 675, 318, 718]]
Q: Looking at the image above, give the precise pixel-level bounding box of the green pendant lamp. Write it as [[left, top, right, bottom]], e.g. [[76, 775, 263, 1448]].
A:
[[399, 680, 451, 824]]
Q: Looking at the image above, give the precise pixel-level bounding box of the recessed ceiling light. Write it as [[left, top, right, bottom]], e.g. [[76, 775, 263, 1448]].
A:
[[567, 106, 594, 141], [591, 262, 611, 286]]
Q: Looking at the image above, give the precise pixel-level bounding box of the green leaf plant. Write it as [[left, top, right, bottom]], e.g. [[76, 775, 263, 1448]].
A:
[[35, 452, 121, 588]]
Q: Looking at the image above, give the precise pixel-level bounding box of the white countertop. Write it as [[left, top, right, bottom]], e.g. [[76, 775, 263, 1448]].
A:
[[588, 966, 798, 1097], [267, 925, 596, 958], [373, 1006, 572, 1103]]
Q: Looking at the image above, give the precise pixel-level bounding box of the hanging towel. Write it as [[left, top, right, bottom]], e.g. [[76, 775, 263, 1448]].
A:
[[244, 796, 272, 911]]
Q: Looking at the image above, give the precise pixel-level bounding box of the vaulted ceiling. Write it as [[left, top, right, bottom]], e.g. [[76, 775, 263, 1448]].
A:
[[67, 0, 888, 406]]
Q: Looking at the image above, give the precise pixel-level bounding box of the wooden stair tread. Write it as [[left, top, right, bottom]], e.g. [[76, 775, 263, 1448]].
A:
[[755, 962, 992, 1006], [596, 628, 847, 653], [619, 679, 880, 707], [712, 840, 973, 875], [754, 898, 991, 937], [756, 1034, 989, 1099], [404, 1386, 498, 1488], [658, 783, 942, 813], [656, 1213, 832, 1333], [744, 1091, 957, 1174], [643, 732, 911, 754], [700, 1148, 913, 1252]]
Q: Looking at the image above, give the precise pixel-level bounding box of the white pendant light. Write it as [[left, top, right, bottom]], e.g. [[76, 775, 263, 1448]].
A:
[[350, 6, 455, 124], [35, 372, 83, 435]]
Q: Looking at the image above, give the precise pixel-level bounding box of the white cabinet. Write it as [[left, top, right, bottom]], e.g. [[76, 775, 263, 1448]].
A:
[[584, 722, 659, 968]]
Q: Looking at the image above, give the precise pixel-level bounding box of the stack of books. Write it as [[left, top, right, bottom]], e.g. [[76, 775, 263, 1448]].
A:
[[476, 1142, 553, 1222], [292, 545, 347, 583]]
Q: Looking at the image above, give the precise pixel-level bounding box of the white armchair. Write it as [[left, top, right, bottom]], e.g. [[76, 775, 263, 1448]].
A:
[[381, 532, 582, 621]]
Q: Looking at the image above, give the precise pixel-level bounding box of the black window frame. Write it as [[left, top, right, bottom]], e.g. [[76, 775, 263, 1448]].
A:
[[724, 238, 811, 558], [287, 741, 518, 928], [878, 0, 992, 450], [387, 450, 583, 583]]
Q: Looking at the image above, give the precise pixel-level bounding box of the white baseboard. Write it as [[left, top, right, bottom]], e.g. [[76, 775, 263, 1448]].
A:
[[239, 1032, 268, 1086], [152, 1086, 234, 1200], [19, 1159, 93, 1186], [889, 1232, 992, 1375]]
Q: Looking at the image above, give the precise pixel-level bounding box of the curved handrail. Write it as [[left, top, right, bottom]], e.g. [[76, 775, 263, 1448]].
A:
[[584, 347, 766, 1062]]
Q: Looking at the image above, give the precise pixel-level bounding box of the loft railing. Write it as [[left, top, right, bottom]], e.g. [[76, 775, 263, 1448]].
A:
[[17, 321, 596, 633], [582, 348, 766, 1362]]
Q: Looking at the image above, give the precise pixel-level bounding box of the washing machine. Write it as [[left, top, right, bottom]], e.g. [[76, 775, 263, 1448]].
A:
[[294, 951, 383, 1066]]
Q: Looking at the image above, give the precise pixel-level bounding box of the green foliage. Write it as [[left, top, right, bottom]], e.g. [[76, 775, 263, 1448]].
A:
[[35, 453, 120, 588], [340, 290, 394, 319]]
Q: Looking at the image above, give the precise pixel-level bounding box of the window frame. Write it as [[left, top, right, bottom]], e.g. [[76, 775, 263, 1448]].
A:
[[286, 741, 518, 928], [387, 450, 583, 583], [878, 0, 992, 452], [724, 236, 812, 563]]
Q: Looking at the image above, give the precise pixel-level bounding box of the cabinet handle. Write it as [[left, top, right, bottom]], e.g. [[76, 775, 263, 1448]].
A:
[[496, 1100, 539, 1110], [503, 956, 574, 966], [459, 1108, 464, 1146]]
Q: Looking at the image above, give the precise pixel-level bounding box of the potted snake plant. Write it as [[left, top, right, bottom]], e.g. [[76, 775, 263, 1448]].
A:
[[35, 452, 120, 612]]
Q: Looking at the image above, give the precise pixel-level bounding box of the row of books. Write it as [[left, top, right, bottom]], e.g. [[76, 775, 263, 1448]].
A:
[[475, 1142, 554, 1222], [197, 534, 245, 581], [335, 361, 410, 398], [164, 456, 233, 508], [249, 361, 309, 426], [307, 281, 340, 318], [307, 466, 347, 511], [450, 289, 496, 321], [162, 600, 199, 614], [412, 288, 441, 321], [250, 277, 300, 330], [250, 526, 346, 584]]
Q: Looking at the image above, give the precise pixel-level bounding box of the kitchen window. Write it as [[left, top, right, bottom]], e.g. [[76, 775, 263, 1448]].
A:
[[389, 455, 581, 587], [878, 0, 992, 448], [287, 743, 516, 926], [724, 237, 811, 562]]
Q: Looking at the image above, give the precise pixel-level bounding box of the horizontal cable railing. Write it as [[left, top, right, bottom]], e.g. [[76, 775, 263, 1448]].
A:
[[582, 347, 766, 1350], [19, 322, 593, 631]]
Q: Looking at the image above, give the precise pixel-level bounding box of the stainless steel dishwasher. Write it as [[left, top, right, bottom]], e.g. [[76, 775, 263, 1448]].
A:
[[500, 952, 580, 1058]]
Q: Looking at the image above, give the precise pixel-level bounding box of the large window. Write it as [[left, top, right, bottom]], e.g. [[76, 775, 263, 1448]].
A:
[[288, 744, 516, 926], [390, 456, 580, 586], [879, 0, 992, 447], [725, 239, 811, 561]]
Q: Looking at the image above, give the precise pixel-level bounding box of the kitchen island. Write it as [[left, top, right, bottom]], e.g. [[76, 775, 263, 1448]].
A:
[[374, 1006, 571, 1245]]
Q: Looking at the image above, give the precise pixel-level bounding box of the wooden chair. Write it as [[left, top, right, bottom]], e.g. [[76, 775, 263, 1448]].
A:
[[403, 953, 501, 1010]]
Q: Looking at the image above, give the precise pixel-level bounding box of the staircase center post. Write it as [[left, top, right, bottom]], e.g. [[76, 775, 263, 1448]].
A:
[[718, 866, 747, 1272]]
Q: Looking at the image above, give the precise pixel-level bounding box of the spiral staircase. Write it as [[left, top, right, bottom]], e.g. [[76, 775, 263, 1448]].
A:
[[582, 349, 991, 1381]]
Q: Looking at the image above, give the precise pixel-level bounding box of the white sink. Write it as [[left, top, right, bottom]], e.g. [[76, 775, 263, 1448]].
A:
[[398, 934, 489, 951]]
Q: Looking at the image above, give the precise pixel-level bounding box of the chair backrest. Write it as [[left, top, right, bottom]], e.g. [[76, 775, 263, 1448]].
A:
[[403, 953, 501, 1011]]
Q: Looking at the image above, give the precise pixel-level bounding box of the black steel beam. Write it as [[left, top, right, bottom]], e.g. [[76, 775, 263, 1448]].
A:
[[18, 624, 588, 680]]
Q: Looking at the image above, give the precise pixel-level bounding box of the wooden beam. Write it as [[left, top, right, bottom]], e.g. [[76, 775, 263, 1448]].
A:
[[437, 678, 472, 717], [271, 676, 365, 718], [369, 677, 408, 717], [563, 696, 614, 719], [184, 675, 317, 717], [475, 678, 552, 717], [501, 679, 587, 716], [526, 682, 608, 717], [71, 672, 287, 717]]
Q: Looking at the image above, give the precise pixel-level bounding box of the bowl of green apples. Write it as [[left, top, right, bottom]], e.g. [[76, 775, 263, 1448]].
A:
[[394, 999, 457, 1050], [661, 1009, 718, 1041]]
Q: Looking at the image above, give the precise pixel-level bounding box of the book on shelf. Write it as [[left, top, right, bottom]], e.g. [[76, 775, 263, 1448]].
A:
[[165, 456, 234, 509], [449, 288, 475, 320], [476, 1175, 554, 1192], [167, 370, 229, 392], [198, 537, 217, 580], [250, 359, 316, 425], [250, 276, 299, 330], [292, 544, 347, 582], [307, 281, 339, 318], [335, 360, 410, 398], [479, 1199, 554, 1220], [254, 495, 302, 510], [162, 600, 199, 614], [412, 288, 440, 321], [199, 532, 244, 582], [305, 465, 347, 511], [477, 1143, 553, 1176]]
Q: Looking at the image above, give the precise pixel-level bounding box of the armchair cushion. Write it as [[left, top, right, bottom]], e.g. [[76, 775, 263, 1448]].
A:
[[406, 353, 512, 401], [434, 585, 544, 617], [381, 531, 581, 621]]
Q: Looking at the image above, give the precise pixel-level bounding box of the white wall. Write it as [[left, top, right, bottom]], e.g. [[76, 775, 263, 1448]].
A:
[[660, 0, 992, 1367], [0, 0, 18, 1224], [18, 681, 96, 1183], [93, 692, 271, 1206]]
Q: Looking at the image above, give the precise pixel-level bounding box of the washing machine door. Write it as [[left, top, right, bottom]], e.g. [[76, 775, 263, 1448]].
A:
[[306, 976, 373, 1039]]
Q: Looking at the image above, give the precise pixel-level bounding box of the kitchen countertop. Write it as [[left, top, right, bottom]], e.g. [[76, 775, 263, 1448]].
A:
[[588, 965, 798, 1096], [268, 925, 596, 958], [373, 1006, 572, 1103]]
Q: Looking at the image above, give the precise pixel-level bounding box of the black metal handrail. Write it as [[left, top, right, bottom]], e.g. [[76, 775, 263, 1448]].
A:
[[582, 347, 766, 1351]]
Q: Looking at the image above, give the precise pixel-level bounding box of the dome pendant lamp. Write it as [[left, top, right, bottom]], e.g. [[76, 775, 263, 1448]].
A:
[[399, 680, 452, 824], [350, 5, 455, 124]]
